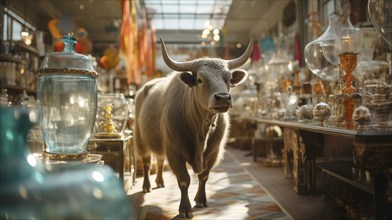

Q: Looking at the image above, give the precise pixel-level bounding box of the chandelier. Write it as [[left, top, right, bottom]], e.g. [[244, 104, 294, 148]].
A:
[[201, 16, 220, 46]]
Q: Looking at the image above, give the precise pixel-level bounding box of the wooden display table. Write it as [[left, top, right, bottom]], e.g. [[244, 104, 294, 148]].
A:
[[87, 132, 135, 184], [249, 117, 392, 219]]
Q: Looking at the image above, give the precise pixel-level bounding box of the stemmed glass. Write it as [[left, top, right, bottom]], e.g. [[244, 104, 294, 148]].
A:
[[338, 27, 363, 127]]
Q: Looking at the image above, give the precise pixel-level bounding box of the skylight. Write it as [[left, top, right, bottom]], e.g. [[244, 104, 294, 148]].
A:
[[145, 0, 233, 31]]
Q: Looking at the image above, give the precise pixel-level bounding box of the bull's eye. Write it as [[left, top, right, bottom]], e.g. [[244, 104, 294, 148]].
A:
[[198, 79, 203, 84]]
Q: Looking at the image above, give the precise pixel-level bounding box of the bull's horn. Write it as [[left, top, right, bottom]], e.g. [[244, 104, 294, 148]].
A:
[[160, 37, 193, 71], [227, 35, 254, 69]]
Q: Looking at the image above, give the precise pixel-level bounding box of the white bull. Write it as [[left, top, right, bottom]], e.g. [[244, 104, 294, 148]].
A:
[[134, 36, 253, 218]]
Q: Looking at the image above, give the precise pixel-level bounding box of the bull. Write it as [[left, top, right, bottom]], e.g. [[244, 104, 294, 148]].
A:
[[134, 36, 253, 218]]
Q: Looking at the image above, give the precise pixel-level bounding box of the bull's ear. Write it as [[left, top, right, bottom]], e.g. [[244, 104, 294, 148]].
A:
[[180, 72, 197, 87], [230, 69, 248, 87]]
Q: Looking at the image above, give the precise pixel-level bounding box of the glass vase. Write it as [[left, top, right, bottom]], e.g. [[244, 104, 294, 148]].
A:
[[304, 13, 353, 82]]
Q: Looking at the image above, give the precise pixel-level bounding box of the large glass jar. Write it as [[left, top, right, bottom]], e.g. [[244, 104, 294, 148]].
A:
[[37, 33, 99, 160]]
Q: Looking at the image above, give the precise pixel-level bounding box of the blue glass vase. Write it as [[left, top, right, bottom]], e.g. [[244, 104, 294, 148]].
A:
[[0, 107, 132, 219], [37, 33, 98, 160]]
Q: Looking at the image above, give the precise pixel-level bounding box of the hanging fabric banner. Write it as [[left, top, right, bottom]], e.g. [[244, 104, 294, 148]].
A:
[[119, 0, 134, 84], [131, 0, 141, 85]]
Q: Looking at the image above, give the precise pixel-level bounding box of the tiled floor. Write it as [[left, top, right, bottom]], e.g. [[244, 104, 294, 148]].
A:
[[126, 149, 292, 220]]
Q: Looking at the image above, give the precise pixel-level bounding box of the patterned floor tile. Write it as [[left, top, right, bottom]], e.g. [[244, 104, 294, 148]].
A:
[[128, 150, 293, 220]]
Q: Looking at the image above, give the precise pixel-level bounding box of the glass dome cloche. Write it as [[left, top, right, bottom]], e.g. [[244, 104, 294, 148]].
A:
[[37, 33, 99, 160]]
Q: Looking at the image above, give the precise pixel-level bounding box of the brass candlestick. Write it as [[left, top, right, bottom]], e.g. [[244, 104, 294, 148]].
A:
[[339, 52, 358, 128]]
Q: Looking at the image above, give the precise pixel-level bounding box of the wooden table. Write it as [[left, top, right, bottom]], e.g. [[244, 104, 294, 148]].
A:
[[249, 117, 392, 219]]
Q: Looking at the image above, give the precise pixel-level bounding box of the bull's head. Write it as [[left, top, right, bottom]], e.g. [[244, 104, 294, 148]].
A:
[[161, 36, 253, 113]]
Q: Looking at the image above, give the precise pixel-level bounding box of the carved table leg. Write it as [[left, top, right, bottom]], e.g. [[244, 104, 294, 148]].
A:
[[298, 131, 323, 194], [354, 139, 392, 219], [284, 128, 312, 194]]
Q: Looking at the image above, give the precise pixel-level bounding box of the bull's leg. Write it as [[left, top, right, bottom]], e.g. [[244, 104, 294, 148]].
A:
[[168, 155, 193, 218], [194, 152, 218, 208], [192, 151, 204, 174], [155, 157, 165, 188], [141, 155, 152, 193], [194, 169, 210, 208]]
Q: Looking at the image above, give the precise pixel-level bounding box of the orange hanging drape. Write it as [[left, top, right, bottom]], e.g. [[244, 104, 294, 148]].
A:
[[131, 0, 141, 85], [148, 22, 156, 79], [139, 11, 149, 78], [119, 0, 134, 84]]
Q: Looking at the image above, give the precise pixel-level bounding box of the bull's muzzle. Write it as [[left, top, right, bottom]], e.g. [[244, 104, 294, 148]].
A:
[[210, 92, 232, 112]]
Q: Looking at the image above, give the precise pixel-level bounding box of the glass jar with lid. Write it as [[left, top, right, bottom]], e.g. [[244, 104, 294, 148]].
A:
[[37, 33, 99, 160]]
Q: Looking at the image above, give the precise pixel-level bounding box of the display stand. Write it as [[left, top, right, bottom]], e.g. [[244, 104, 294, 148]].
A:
[[87, 131, 134, 185]]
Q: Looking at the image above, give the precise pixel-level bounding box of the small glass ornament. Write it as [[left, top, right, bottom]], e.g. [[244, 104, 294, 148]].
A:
[[353, 106, 371, 130], [313, 102, 331, 126], [369, 84, 392, 130], [297, 104, 314, 122], [37, 33, 99, 160], [281, 86, 298, 120]]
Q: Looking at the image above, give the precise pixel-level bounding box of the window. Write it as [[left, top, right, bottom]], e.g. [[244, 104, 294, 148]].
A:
[[145, 0, 232, 31], [2, 7, 36, 41]]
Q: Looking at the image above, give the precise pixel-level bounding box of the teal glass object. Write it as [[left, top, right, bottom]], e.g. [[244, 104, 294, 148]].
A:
[[0, 107, 37, 183], [0, 106, 132, 219], [37, 33, 99, 160]]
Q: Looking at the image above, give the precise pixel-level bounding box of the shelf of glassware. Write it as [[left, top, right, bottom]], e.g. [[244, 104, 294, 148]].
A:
[[0, 42, 39, 102]]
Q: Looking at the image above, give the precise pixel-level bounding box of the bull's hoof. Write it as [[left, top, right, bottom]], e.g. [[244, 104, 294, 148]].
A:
[[156, 183, 165, 188], [177, 212, 193, 219], [194, 202, 207, 208], [142, 186, 152, 193], [142, 180, 152, 193]]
